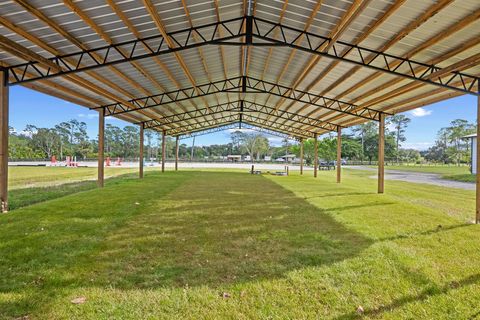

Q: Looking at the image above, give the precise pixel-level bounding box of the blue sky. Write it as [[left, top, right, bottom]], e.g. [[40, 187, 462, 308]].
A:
[[9, 86, 477, 150]]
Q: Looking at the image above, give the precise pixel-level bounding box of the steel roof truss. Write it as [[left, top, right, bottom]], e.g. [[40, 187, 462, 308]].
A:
[[5, 16, 478, 96]]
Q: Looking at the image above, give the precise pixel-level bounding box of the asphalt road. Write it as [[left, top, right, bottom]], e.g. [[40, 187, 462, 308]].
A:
[[347, 166, 475, 190]]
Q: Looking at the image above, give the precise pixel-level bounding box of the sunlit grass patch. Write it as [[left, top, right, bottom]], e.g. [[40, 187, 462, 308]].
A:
[[1, 170, 479, 319]]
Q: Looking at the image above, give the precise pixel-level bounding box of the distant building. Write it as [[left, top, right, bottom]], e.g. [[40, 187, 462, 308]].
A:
[[227, 155, 242, 162], [465, 134, 476, 174], [280, 154, 297, 163]]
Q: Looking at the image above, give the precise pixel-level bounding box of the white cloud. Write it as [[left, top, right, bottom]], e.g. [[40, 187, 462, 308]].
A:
[[410, 108, 432, 117], [402, 142, 434, 151], [77, 113, 99, 119], [267, 136, 284, 145], [77, 113, 119, 121], [386, 122, 396, 132], [19, 130, 35, 138]]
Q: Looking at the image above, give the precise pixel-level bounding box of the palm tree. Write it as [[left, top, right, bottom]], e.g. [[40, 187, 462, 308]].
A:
[[351, 122, 377, 161], [389, 114, 411, 163]]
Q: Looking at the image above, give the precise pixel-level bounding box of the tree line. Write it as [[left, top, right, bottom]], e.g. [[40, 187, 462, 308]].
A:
[[7, 116, 476, 164], [423, 119, 475, 165], [9, 120, 147, 160]]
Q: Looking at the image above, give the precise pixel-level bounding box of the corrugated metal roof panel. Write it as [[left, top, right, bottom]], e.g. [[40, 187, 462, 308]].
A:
[[0, 0, 478, 137]]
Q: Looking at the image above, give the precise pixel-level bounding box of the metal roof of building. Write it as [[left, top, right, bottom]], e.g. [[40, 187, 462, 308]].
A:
[[0, 0, 479, 139]]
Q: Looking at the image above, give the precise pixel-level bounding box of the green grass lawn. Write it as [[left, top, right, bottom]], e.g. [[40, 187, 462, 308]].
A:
[[8, 166, 137, 189], [7, 166, 138, 210], [1, 169, 479, 319], [377, 164, 475, 183]]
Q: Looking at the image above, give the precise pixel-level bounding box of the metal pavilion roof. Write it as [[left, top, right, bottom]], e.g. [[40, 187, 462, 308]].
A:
[[0, 0, 479, 140]]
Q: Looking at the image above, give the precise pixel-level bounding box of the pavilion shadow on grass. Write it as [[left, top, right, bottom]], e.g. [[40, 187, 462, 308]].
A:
[[0, 0, 479, 220]]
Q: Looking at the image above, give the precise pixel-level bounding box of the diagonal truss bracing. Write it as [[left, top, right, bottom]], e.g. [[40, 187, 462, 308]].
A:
[[5, 17, 245, 85], [176, 122, 298, 141], [141, 101, 240, 129], [177, 123, 243, 140], [100, 77, 243, 116], [244, 77, 385, 120], [140, 99, 339, 132], [5, 16, 478, 96], [98, 77, 382, 122], [251, 17, 479, 96], [166, 112, 313, 139]]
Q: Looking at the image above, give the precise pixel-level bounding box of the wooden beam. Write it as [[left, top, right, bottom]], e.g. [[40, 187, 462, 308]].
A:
[[253, 0, 288, 107], [298, 0, 462, 130], [8, 1, 165, 124], [162, 130, 166, 173], [213, 0, 231, 82], [104, 1, 198, 126], [175, 136, 179, 171], [343, 9, 480, 106], [97, 108, 105, 188], [11, 1, 135, 98], [0, 34, 154, 122], [3, 61, 140, 124], [337, 127, 342, 183], [143, 0, 212, 113], [274, 0, 370, 113], [300, 139, 304, 175], [267, 0, 372, 125], [314, 134, 318, 178], [139, 125, 144, 179], [378, 114, 385, 194], [0, 69, 9, 212], [68, 0, 181, 120], [63, 0, 157, 98], [262, 0, 324, 110], [358, 54, 480, 111], [257, 0, 288, 83], [62, 0, 176, 122], [330, 0, 454, 102], [180, 0, 223, 120], [339, 91, 463, 131], [335, 73, 478, 129], [476, 81, 480, 224]]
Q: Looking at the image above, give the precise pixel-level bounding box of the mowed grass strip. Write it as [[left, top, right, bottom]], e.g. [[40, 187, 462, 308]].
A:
[[7, 167, 138, 210], [371, 164, 474, 183], [0, 170, 479, 319], [8, 166, 136, 189]]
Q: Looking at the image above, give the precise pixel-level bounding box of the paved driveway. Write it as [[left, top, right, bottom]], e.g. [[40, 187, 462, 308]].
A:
[[346, 166, 475, 190]]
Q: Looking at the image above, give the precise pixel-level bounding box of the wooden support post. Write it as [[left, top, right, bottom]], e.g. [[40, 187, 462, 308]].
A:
[[476, 82, 480, 223], [97, 108, 104, 188], [337, 127, 342, 183], [139, 125, 144, 179], [161, 130, 166, 173], [0, 70, 9, 212], [378, 113, 385, 194], [314, 134, 318, 178], [300, 139, 304, 175], [175, 136, 179, 171]]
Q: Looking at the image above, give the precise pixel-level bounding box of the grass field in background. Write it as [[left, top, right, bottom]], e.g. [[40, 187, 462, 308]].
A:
[[376, 164, 475, 183], [8, 166, 137, 189], [7, 166, 138, 210], [1, 169, 479, 319]]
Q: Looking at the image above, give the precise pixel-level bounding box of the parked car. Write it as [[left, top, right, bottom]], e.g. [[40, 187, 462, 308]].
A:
[[319, 160, 346, 167]]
